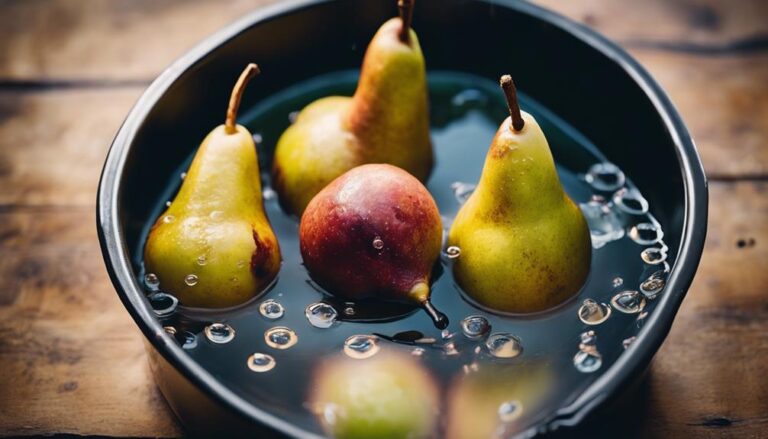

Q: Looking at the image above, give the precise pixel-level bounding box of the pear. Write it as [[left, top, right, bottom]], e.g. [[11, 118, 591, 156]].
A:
[[309, 350, 439, 439], [448, 75, 591, 313], [299, 164, 448, 328], [144, 64, 281, 308], [272, 0, 432, 215]]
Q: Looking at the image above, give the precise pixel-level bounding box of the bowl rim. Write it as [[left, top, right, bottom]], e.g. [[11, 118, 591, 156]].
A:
[[96, 0, 708, 436]]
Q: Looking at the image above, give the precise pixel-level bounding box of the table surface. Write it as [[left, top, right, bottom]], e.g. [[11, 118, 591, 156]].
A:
[[0, 0, 766, 437]]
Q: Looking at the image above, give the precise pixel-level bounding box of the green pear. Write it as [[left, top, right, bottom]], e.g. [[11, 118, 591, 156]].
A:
[[309, 350, 438, 439], [144, 64, 281, 308], [272, 0, 432, 215], [448, 75, 591, 313]]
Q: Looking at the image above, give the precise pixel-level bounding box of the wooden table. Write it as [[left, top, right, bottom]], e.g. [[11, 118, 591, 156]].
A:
[[0, 0, 765, 437]]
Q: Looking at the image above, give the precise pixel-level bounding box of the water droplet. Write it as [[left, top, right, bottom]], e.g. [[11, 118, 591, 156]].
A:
[[498, 400, 523, 422], [460, 315, 491, 339], [305, 302, 338, 328], [443, 341, 460, 356], [629, 222, 663, 245], [372, 236, 384, 250], [640, 271, 666, 298], [165, 201, 172, 207], [444, 245, 461, 259], [343, 306, 355, 316], [204, 323, 235, 344], [184, 274, 198, 286], [196, 255, 207, 266], [579, 330, 597, 350], [574, 349, 602, 373], [411, 347, 425, 357], [343, 335, 380, 359], [451, 88, 488, 108], [265, 327, 298, 350], [144, 273, 160, 290], [262, 187, 276, 201], [288, 111, 300, 123], [578, 299, 611, 325], [612, 277, 624, 288], [162, 215, 175, 224], [641, 247, 667, 265], [450, 182, 476, 204], [611, 290, 647, 314], [613, 188, 649, 215], [180, 172, 187, 180], [148, 292, 178, 317], [585, 162, 625, 192], [252, 133, 263, 144], [485, 333, 522, 359], [580, 196, 625, 248], [259, 299, 285, 320], [622, 336, 637, 349], [247, 353, 276, 372], [209, 210, 223, 220]]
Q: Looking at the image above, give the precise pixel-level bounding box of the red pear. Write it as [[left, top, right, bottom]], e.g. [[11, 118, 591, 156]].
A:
[[299, 164, 447, 328]]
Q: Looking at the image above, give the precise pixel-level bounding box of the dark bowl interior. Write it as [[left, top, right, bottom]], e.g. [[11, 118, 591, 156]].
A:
[[97, 0, 707, 437]]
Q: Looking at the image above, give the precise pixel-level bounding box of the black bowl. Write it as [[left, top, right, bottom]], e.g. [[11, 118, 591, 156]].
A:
[[97, 0, 707, 437]]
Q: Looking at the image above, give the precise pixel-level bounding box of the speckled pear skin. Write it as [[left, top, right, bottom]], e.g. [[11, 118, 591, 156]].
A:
[[448, 112, 591, 313], [299, 164, 442, 305], [144, 124, 281, 308], [272, 17, 432, 215], [310, 351, 439, 439]]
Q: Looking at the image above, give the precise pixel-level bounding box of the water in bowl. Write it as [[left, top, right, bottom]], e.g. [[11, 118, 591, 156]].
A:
[[136, 71, 672, 437]]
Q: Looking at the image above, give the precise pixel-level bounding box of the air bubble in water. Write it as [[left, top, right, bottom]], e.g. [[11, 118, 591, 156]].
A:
[[252, 133, 263, 144], [411, 347, 425, 357], [641, 247, 667, 265], [611, 290, 646, 314], [574, 349, 602, 373], [210, 210, 223, 220], [205, 323, 235, 344], [180, 331, 197, 350], [498, 400, 523, 422], [613, 188, 649, 215], [162, 215, 175, 224], [265, 327, 298, 350], [196, 255, 207, 266], [578, 299, 611, 325], [149, 292, 178, 317], [165, 201, 172, 207], [451, 88, 489, 108], [163, 326, 176, 335], [450, 182, 476, 204], [640, 271, 666, 298], [343, 335, 380, 359], [343, 306, 355, 316], [145, 273, 160, 290], [580, 196, 625, 248], [584, 162, 625, 192], [443, 341, 460, 356], [288, 111, 300, 123], [612, 277, 623, 288], [184, 274, 198, 286], [441, 329, 455, 340], [259, 299, 285, 320], [372, 236, 384, 250], [485, 333, 522, 359], [622, 336, 637, 349], [305, 302, 338, 328], [262, 187, 276, 201], [629, 222, 663, 245], [579, 330, 597, 350], [460, 315, 491, 339], [247, 353, 276, 373], [180, 172, 187, 180], [444, 245, 461, 259]]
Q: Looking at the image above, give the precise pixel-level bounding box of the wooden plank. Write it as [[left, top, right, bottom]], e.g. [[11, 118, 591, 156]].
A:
[[0, 206, 181, 437], [0, 0, 765, 82], [0, 181, 764, 437]]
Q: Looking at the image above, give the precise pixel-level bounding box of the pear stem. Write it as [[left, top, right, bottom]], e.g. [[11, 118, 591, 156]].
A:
[[500, 74, 525, 132], [225, 63, 260, 134], [398, 0, 414, 44], [422, 299, 449, 329]]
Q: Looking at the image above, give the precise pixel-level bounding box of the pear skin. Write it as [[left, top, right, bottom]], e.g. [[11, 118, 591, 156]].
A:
[[144, 64, 281, 308], [310, 351, 439, 439], [448, 75, 591, 313], [299, 164, 448, 328], [273, 0, 432, 215]]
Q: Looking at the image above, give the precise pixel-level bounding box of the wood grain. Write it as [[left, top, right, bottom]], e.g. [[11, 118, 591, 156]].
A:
[[0, 0, 766, 437]]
